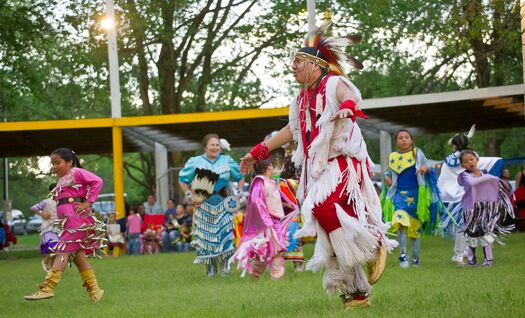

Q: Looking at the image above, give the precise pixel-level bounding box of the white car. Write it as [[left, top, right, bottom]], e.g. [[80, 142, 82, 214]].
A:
[[27, 215, 43, 233], [0, 209, 27, 235]]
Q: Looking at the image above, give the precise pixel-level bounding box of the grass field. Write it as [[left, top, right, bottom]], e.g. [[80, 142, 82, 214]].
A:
[[1, 233, 524, 318]]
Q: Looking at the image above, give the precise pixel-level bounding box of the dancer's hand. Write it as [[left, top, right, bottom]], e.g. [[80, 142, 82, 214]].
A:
[[190, 197, 202, 208], [330, 108, 355, 122], [75, 201, 91, 213], [240, 153, 255, 174], [418, 165, 428, 175]]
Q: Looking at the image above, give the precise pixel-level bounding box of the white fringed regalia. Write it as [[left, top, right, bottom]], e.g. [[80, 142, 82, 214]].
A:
[[290, 73, 397, 297]]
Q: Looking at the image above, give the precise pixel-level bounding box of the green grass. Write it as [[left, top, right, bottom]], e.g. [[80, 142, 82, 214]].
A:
[[1, 233, 524, 318]]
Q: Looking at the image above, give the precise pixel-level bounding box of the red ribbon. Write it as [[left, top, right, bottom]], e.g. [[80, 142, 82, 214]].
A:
[[339, 99, 368, 121]]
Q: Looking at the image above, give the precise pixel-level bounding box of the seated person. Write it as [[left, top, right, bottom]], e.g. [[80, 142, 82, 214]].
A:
[[162, 200, 181, 252], [176, 223, 192, 252], [141, 223, 162, 255], [105, 212, 125, 256]]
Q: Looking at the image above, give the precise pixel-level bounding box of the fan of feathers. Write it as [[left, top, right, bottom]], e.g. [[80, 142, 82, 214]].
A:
[[191, 168, 220, 201]]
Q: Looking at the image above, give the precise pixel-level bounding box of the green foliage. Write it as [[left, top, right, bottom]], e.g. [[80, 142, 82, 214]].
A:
[[1, 158, 55, 218], [1, 1, 524, 206]]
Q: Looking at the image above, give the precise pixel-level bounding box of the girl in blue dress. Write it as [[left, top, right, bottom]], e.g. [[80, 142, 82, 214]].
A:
[[382, 129, 431, 268]]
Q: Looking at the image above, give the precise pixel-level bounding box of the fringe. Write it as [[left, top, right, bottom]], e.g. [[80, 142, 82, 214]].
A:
[[193, 213, 233, 231], [229, 228, 283, 277], [191, 232, 234, 253], [305, 222, 334, 272], [193, 248, 235, 265], [299, 160, 342, 233], [330, 212, 377, 270], [49, 215, 107, 259], [192, 224, 234, 244], [322, 257, 371, 295], [461, 184, 515, 246]]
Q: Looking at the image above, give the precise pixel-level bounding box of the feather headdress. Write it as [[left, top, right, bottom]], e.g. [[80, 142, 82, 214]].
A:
[[295, 22, 363, 76]]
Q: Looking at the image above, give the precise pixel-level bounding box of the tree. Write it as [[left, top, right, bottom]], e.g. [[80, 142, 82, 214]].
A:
[[328, 0, 522, 157]]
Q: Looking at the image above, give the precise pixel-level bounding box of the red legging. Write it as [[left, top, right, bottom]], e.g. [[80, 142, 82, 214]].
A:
[[312, 156, 362, 234]]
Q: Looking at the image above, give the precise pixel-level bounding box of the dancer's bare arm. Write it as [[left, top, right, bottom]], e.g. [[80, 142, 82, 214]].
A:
[[240, 124, 293, 174], [330, 79, 359, 122]]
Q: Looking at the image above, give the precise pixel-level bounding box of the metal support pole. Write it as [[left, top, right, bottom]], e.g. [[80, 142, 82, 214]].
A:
[[379, 130, 392, 180], [307, 0, 316, 33], [106, 0, 121, 118], [155, 142, 169, 211], [105, 0, 124, 218], [2, 115, 8, 222], [521, 0, 525, 117], [2, 158, 6, 201]]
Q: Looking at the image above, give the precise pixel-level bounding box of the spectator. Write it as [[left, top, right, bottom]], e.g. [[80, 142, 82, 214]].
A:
[[514, 161, 525, 188], [143, 194, 163, 214], [501, 168, 513, 199], [127, 206, 142, 255], [176, 223, 192, 252], [175, 204, 193, 228], [162, 199, 179, 252], [513, 173, 525, 231], [105, 212, 125, 257], [116, 201, 130, 234], [137, 203, 146, 218]]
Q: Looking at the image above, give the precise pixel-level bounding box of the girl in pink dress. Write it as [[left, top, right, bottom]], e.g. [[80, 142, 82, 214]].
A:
[[230, 159, 295, 279], [25, 148, 106, 302]]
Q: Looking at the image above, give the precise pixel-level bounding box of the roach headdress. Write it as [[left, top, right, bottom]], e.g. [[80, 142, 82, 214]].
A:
[[295, 22, 363, 76]]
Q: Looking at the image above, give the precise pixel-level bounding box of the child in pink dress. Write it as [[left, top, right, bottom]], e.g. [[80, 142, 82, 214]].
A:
[[230, 159, 290, 279], [25, 148, 106, 302]]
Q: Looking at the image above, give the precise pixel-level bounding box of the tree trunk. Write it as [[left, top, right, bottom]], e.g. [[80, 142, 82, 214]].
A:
[[482, 130, 504, 157], [491, 0, 505, 86], [126, 0, 152, 115], [157, 1, 177, 114], [463, 0, 490, 88]]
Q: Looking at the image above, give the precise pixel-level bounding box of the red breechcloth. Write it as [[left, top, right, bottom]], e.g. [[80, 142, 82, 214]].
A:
[[312, 156, 362, 234]]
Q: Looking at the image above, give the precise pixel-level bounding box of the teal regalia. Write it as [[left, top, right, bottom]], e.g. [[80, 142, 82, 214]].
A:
[[179, 154, 242, 265]]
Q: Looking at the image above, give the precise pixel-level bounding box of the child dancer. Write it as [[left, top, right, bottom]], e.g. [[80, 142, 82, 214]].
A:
[[230, 159, 288, 279], [30, 183, 59, 272], [458, 150, 514, 267], [25, 148, 106, 302], [437, 125, 505, 264], [382, 129, 434, 268]]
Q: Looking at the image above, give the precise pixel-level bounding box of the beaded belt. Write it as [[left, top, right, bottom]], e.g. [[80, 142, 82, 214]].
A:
[[56, 197, 86, 206]]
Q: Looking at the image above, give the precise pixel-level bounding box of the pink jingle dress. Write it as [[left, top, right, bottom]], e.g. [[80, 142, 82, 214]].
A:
[[51, 167, 105, 256], [230, 176, 297, 278]]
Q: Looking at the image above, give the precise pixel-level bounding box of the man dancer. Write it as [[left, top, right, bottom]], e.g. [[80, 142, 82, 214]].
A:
[[241, 23, 396, 309]]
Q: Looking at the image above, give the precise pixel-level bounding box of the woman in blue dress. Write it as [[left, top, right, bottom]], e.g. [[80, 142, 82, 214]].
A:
[[179, 134, 244, 277]]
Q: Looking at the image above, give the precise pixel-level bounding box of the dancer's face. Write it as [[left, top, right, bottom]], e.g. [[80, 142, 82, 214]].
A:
[[50, 154, 73, 177], [395, 131, 413, 152], [291, 57, 314, 84], [204, 137, 221, 160], [460, 153, 479, 172]]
